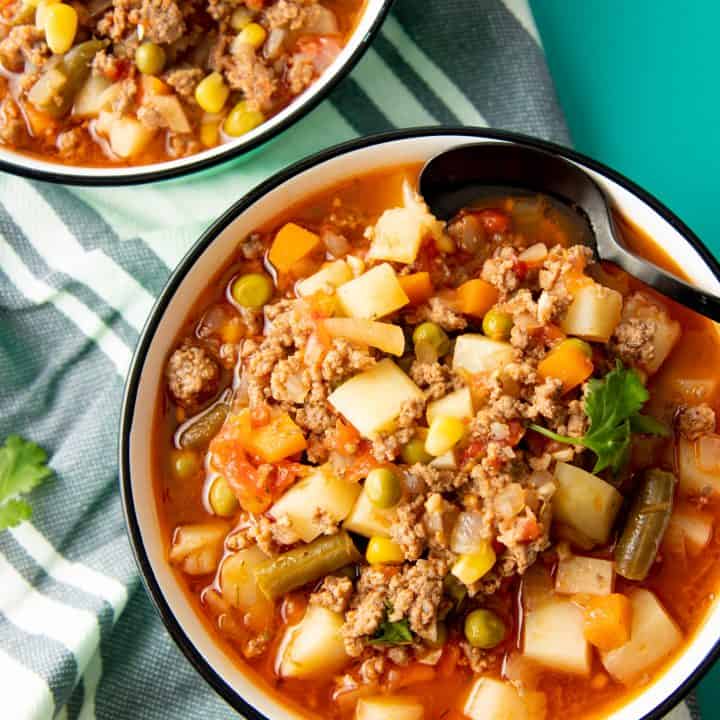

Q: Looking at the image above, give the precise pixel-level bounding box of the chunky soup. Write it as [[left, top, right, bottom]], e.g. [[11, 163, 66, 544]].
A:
[[0, 0, 364, 166], [154, 165, 720, 720]]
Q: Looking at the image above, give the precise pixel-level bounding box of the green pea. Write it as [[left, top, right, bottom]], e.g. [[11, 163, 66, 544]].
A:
[[464, 608, 506, 649], [400, 436, 433, 465], [171, 449, 200, 481], [209, 476, 239, 517], [413, 322, 451, 357], [365, 468, 402, 509], [482, 308, 513, 341], [230, 273, 273, 308], [135, 42, 166, 75]]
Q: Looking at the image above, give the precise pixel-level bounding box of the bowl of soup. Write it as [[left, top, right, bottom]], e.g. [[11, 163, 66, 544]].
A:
[[0, 0, 392, 184], [121, 128, 720, 720]]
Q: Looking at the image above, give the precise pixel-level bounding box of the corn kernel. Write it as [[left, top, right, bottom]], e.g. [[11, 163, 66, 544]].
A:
[[451, 543, 497, 585], [35, 0, 59, 30], [425, 415, 465, 457], [223, 101, 264, 137], [237, 22, 267, 50], [43, 2, 77, 54], [195, 72, 230, 114], [366, 537, 405, 565]]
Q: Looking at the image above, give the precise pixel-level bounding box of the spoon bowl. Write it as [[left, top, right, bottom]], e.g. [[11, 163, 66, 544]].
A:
[[419, 142, 720, 321]]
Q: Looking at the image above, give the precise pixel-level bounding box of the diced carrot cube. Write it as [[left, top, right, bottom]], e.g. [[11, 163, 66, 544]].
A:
[[538, 341, 593, 393], [399, 271, 434, 305], [456, 279, 498, 318], [269, 222, 320, 273], [242, 410, 308, 463], [579, 593, 632, 651]]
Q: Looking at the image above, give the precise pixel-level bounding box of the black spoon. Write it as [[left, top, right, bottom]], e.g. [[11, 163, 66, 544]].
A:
[[419, 142, 720, 322]]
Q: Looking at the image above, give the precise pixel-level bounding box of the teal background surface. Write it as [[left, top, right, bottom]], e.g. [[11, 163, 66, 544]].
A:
[[529, 0, 720, 709], [530, 0, 719, 254]]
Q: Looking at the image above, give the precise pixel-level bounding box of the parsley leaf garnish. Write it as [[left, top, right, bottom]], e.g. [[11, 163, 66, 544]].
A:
[[369, 617, 413, 645], [529, 361, 668, 475], [0, 435, 53, 531]]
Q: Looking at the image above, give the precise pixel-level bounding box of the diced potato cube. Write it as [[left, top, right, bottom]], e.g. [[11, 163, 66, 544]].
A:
[[269, 466, 361, 543], [621, 292, 681, 374], [278, 605, 349, 678], [337, 263, 409, 320], [523, 597, 591, 676], [426, 387, 474, 425], [600, 589, 682, 685], [73, 75, 113, 118], [453, 334, 516, 375], [219, 546, 274, 630], [464, 677, 544, 720], [296, 260, 353, 297], [104, 114, 156, 159], [356, 695, 425, 720], [560, 282, 623, 342], [328, 359, 424, 438], [555, 556, 614, 596], [367, 181, 444, 265], [553, 462, 623, 545], [169, 523, 227, 576], [344, 488, 397, 538], [323, 318, 405, 356], [677, 436, 720, 497]]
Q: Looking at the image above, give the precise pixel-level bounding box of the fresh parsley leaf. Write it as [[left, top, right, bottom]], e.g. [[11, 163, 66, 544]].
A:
[[529, 362, 666, 475], [629, 413, 670, 437], [369, 618, 413, 645], [0, 435, 53, 531]]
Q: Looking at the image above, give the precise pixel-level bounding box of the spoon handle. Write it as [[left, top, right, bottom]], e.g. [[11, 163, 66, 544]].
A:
[[599, 233, 720, 322]]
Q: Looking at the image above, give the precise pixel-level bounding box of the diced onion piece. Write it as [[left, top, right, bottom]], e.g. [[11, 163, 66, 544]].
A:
[[145, 94, 191, 132], [72, 74, 112, 117], [450, 511, 487, 555], [518, 242, 548, 266]]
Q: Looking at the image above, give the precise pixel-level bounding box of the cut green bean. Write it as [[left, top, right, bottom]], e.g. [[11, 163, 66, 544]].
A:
[[254, 531, 361, 600], [28, 40, 104, 117], [178, 400, 229, 450], [614, 469, 675, 581]]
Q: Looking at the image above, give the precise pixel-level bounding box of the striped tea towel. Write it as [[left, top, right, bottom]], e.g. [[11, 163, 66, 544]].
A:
[[0, 1, 700, 718]]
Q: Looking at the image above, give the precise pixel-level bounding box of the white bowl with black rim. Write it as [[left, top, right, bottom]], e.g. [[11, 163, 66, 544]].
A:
[[0, 0, 394, 186], [120, 128, 720, 720]]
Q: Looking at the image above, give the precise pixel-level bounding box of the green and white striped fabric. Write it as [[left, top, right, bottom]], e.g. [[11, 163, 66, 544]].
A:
[[0, 1, 700, 719]]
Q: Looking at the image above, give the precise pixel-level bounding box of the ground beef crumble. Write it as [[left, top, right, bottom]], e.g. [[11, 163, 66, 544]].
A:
[[677, 403, 716, 441]]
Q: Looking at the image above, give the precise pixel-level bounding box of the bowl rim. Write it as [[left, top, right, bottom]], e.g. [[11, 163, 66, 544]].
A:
[[119, 126, 720, 720], [0, 0, 395, 187]]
